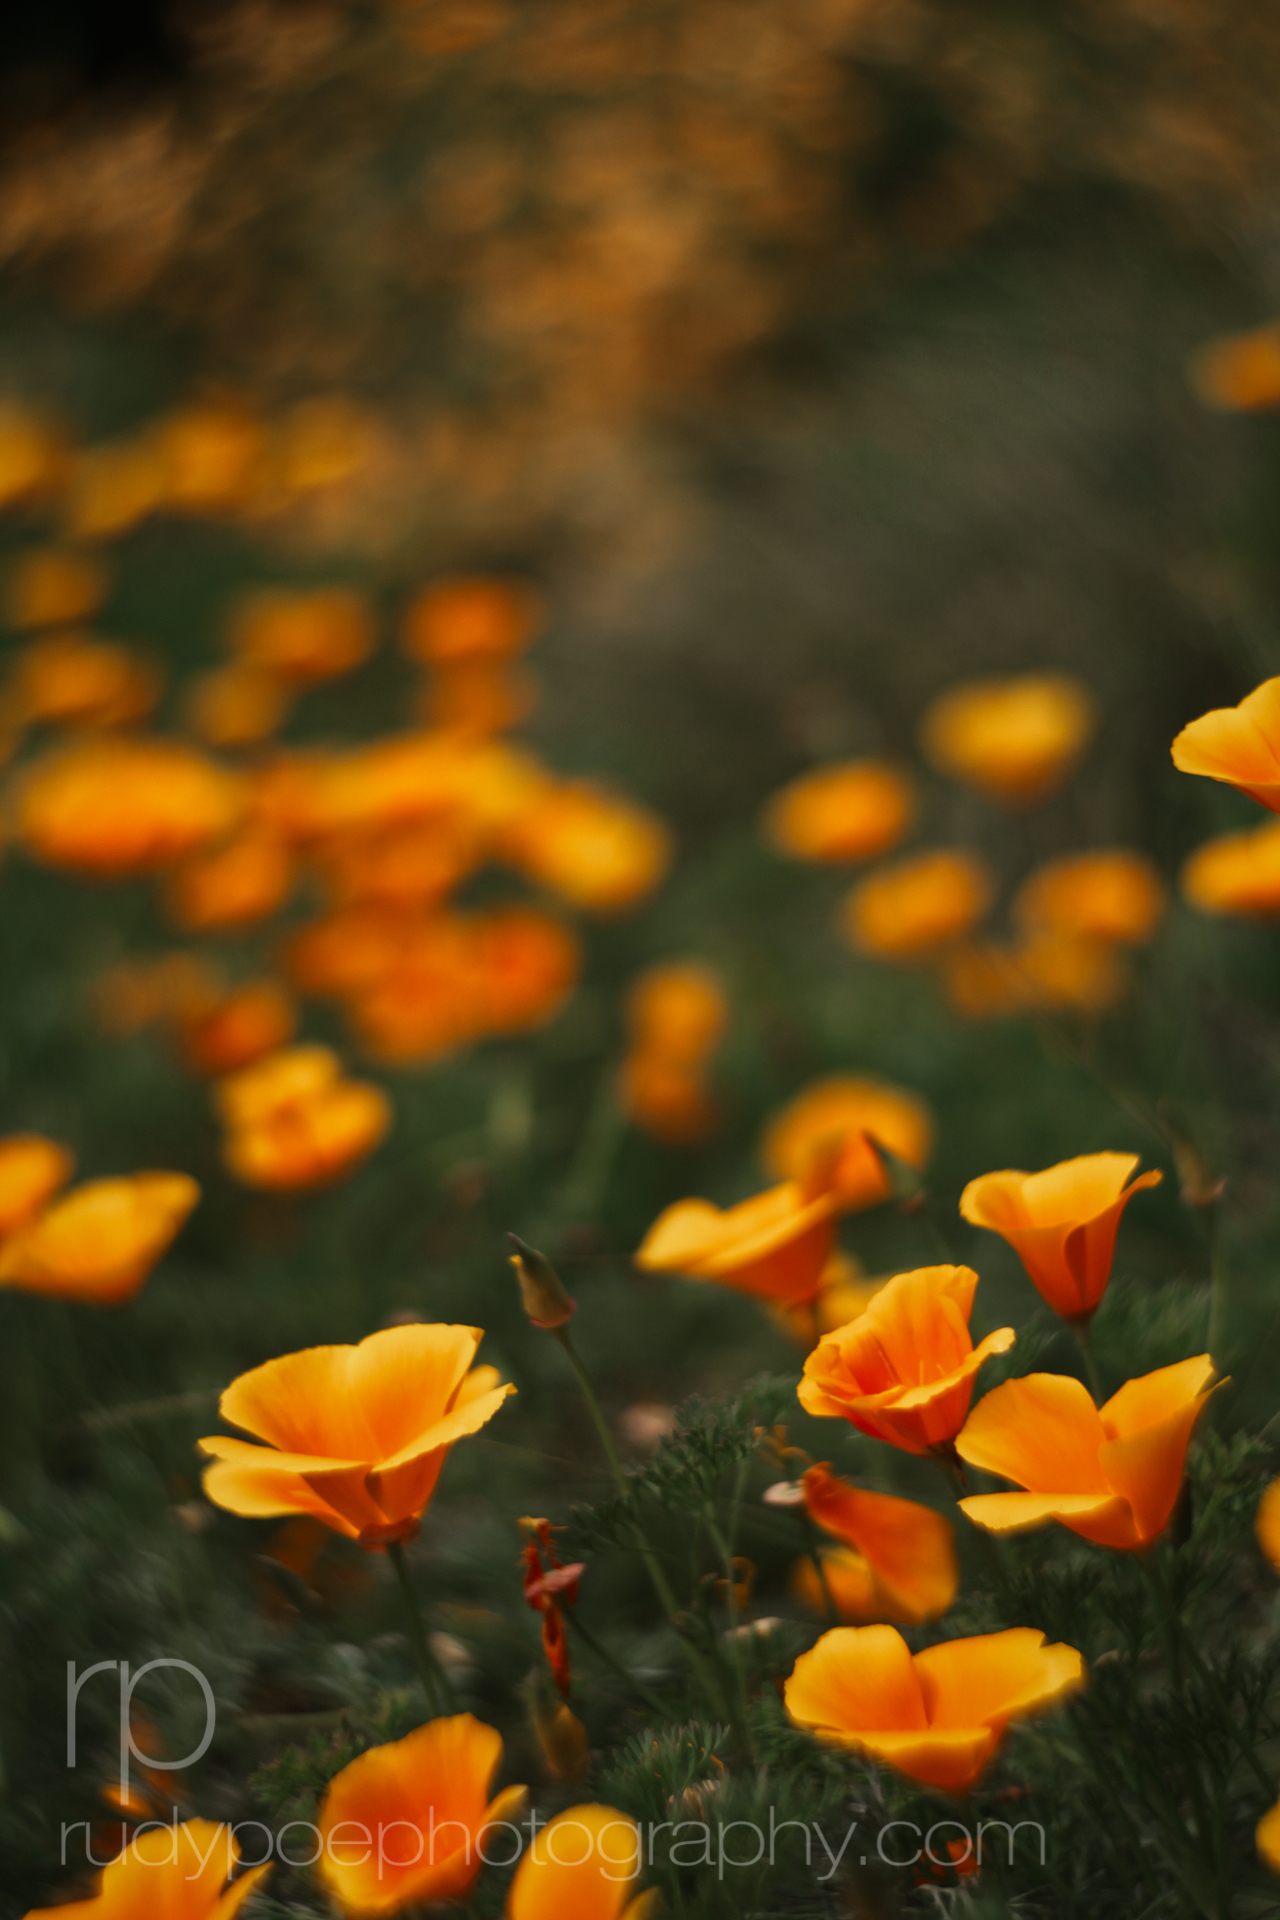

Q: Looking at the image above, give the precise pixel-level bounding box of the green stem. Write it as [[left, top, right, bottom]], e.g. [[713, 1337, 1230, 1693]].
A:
[[1205, 1200, 1227, 1373], [801, 1513, 840, 1628], [1141, 1549, 1272, 1797], [706, 1513, 754, 1762], [387, 1541, 451, 1715], [1071, 1319, 1103, 1402], [563, 1612, 669, 1718], [557, 1061, 626, 1222]]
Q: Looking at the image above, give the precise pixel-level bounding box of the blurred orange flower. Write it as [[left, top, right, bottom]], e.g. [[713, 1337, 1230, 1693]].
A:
[[475, 906, 580, 1034], [920, 674, 1096, 804], [1172, 677, 1280, 812], [164, 830, 293, 933], [502, 780, 672, 913], [281, 904, 409, 999], [422, 658, 536, 736], [317, 1714, 525, 1917], [1014, 851, 1166, 946], [1190, 323, 1280, 411], [960, 1152, 1161, 1323], [508, 1805, 653, 1920], [347, 915, 486, 1065], [843, 849, 993, 961], [23, 1817, 268, 1920], [200, 1323, 513, 1545], [0, 1171, 199, 1304], [178, 979, 297, 1076], [957, 1357, 1218, 1549], [1255, 1477, 1280, 1578], [216, 1044, 391, 1190], [795, 1462, 957, 1624], [761, 1074, 933, 1212], [636, 1178, 838, 1305], [315, 815, 480, 913], [64, 438, 165, 540], [617, 1054, 719, 1144], [0, 1134, 74, 1239], [763, 760, 914, 863], [6, 548, 108, 630], [1013, 932, 1129, 1014], [625, 963, 727, 1065], [228, 588, 375, 685], [0, 404, 68, 511], [1258, 1798, 1280, 1877], [403, 576, 544, 664], [12, 633, 161, 730], [798, 1265, 1015, 1455], [16, 738, 246, 877], [154, 402, 266, 513], [185, 664, 293, 749], [785, 1623, 1083, 1791], [1181, 819, 1280, 916]]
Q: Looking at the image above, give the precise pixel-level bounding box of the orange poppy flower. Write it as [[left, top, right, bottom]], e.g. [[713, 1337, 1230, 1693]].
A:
[[843, 850, 993, 961], [64, 437, 166, 540], [625, 963, 727, 1066], [13, 633, 161, 730], [959, 1152, 1161, 1324], [1255, 1477, 1280, 1577], [316, 1713, 526, 1918], [636, 1178, 838, 1305], [1014, 932, 1129, 1014], [185, 664, 293, 749], [0, 1171, 200, 1304], [0, 1134, 74, 1240], [200, 1322, 514, 1545], [474, 906, 580, 1034], [617, 1054, 719, 1144], [279, 906, 406, 999], [507, 1805, 654, 1920], [920, 674, 1097, 804], [956, 1356, 1218, 1549], [1014, 851, 1166, 946], [403, 576, 544, 664], [785, 1623, 1083, 1792], [22, 1817, 268, 1920], [1171, 678, 1280, 812], [164, 830, 293, 933], [1258, 1797, 1280, 1876], [178, 979, 297, 1076], [795, 1462, 958, 1624], [761, 1074, 933, 1213], [763, 760, 915, 864], [315, 815, 481, 913], [348, 916, 487, 1065], [421, 657, 536, 736], [228, 588, 375, 686], [216, 1045, 391, 1190], [798, 1265, 1015, 1456], [16, 738, 247, 877], [154, 402, 266, 513], [0, 404, 68, 510], [265, 394, 379, 499], [6, 549, 108, 631], [501, 781, 672, 914], [1190, 324, 1280, 411], [1181, 819, 1280, 916]]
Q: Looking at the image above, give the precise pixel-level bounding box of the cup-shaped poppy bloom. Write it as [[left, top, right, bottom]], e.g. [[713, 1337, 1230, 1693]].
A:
[[315, 1713, 525, 1917], [785, 1623, 1083, 1792], [798, 1265, 1015, 1455], [959, 1152, 1161, 1323], [763, 760, 914, 864], [919, 674, 1097, 804], [6, 548, 108, 630], [13, 633, 161, 731], [402, 576, 544, 664], [761, 1074, 933, 1213], [636, 1179, 838, 1305], [219, 1049, 391, 1191], [796, 1462, 957, 1624], [956, 1356, 1218, 1549], [0, 1171, 200, 1303], [1013, 850, 1166, 947], [507, 1804, 655, 1920], [1189, 323, 1280, 411], [200, 1323, 514, 1545], [625, 962, 727, 1067], [179, 979, 297, 1076], [1171, 677, 1280, 813], [0, 1133, 74, 1240], [843, 850, 993, 962], [1181, 819, 1280, 917], [16, 739, 247, 877], [228, 588, 375, 685], [186, 664, 293, 748], [23, 1817, 268, 1920], [501, 781, 672, 914]]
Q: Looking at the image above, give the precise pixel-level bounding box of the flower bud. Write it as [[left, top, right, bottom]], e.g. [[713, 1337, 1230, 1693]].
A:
[[533, 1698, 590, 1779], [509, 1233, 576, 1328]]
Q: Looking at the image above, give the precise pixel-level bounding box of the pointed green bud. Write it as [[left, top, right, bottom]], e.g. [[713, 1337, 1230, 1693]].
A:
[[509, 1234, 576, 1329]]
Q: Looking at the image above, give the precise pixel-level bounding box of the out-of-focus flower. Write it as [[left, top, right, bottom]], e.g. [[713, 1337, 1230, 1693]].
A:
[[403, 576, 544, 664], [16, 738, 246, 876], [178, 979, 297, 1076], [474, 906, 579, 1034], [625, 962, 726, 1065], [0, 1171, 199, 1304], [501, 780, 672, 913], [771, 1252, 893, 1348], [798, 1265, 1015, 1456], [200, 1323, 512, 1546], [316, 816, 481, 913], [0, 405, 69, 511], [1257, 1797, 1280, 1877], [617, 1402, 677, 1451], [228, 588, 375, 685], [422, 658, 536, 737], [784, 1624, 1083, 1791], [1190, 324, 1280, 411], [960, 1152, 1161, 1324], [215, 1043, 391, 1190], [958, 1357, 1218, 1548], [636, 1178, 837, 1305], [164, 830, 293, 933], [92, 952, 217, 1036], [1254, 1477, 1280, 1579], [763, 760, 914, 863], [12, 632, 161, 731], [843, 850, 993, 961], [920, 675, 1097, 804], [265, 395, 380, 498], [257, 733, 547, 846], [1009, 932, 1129, 1014], [1171, 677, 1280, 811], [154, 402, 266, 513], [185, 664, 294, 749], [761, 1074, 933, 1212], [64, 439, 166, 540], [533, 1698, 590, 1780], [795, 1462, 957, 1624], [1181, 819, 1280, 916], [0, 1134, 74, 1240], [941, 941, 1033, 1020], [347, 915, 486, 1064], [6, 549, 108, 630], [22, 1817, 268, 1920], [617, 1054, 719, 1144], [316, 1714, 525, 1916], [507, 1805, 652, 1920], [1014, 851, 1166, 946], [281, 904, 409, 999]]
